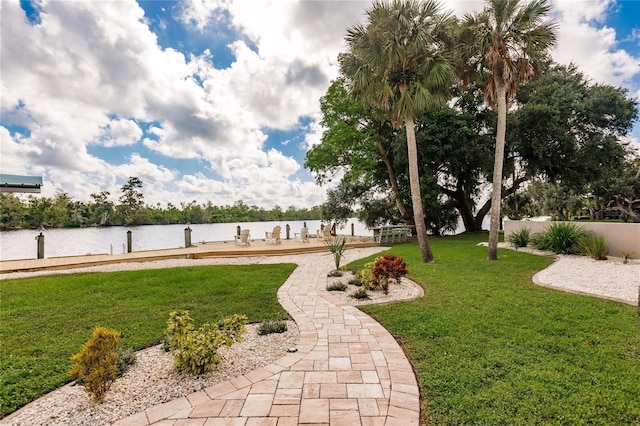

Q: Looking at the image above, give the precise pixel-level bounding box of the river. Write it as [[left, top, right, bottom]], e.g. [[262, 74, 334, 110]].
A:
[[0, 220, 373, 261]]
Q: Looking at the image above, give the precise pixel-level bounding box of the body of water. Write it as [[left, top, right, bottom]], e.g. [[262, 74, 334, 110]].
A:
[[0, 219, 372, 261]]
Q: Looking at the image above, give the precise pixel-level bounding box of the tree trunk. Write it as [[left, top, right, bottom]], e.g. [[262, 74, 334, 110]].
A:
[[444, 188, 483, 233], [487, 83, 507, 261], [379, 139, 410, 221], [406, 119, 434, 262]]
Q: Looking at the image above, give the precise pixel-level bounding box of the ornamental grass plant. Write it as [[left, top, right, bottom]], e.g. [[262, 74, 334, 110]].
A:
[[530, 222, 589, 254], [507, 227, 531, 249], [324, 235, 347, 270], [579, 234, 609, 260]]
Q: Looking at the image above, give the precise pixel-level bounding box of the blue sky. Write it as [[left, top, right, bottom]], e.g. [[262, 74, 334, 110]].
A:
[[1, 0, 639, 209]]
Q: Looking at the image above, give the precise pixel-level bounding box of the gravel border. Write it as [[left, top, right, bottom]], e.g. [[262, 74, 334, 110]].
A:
[[492, 242, 640, 305]]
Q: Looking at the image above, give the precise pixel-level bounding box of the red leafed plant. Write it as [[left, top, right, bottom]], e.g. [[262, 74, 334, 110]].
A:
[[372, 254, 408, 294]]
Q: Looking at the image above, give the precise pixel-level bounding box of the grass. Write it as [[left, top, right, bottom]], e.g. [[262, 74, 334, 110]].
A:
[[0, 264, 296, 417], [348, 235, 640, 425]]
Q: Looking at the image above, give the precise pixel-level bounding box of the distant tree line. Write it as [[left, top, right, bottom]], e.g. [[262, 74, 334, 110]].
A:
[[0, 177, 323, 231]]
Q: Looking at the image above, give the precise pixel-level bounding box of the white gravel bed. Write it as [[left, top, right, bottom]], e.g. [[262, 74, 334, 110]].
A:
[[494, 243, 640, 305], [324, 271, 424, 306], [533, 254, 639, 304]]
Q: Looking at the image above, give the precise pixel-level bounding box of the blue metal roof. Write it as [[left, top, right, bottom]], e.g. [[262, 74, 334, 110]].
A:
[[0, 174, 43, 193]]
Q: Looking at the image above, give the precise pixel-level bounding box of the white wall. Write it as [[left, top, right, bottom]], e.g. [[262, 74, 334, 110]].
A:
[[503, 220, 640, 259]]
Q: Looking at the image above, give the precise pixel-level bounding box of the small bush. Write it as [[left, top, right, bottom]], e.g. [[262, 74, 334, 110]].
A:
[[507, 228, 531, 249], [116, 347, 136, 376], [257, 321, 288, 335], [621, 251, 634, 264], [350, 287, 370, 300], [579, 234, 609, 260], [347, 276, 363, 286], [327, 270, 343, 277], [69, 327, 121, 403], [371, 254, 408, 294], [530, 223, 588, 254], [360, 261, 376, 290], [326, 282, 348, 291], [164, 310, 247, 375]]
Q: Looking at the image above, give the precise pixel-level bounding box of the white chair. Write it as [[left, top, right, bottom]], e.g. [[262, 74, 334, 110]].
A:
[[295, 226, 310, 242], [265, 226, 281, 244], [317, 224, 333, 239], [234, 229, 251, 246]]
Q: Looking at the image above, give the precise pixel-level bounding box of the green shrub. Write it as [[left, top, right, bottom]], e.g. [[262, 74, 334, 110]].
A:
[[530, 223, 588, 254], [327, 270, 343, 277], [326, 282, 348, 291], [324, 236, 347, 269], [350, 287, 370, 300], [257, 320, 288, 335], [69, 327, 121, 403], [164, 310, 247, 375], [621, 251, 634, 264], [163, 308, 193, 352], [116, 347, 136, 376], [347, 275, 363, 286], [507, 228, 531, 249], [360, 261, 376, 290], [579, 234, 609, 260]]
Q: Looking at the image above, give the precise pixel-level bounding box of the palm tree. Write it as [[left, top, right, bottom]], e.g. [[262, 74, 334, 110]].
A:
[[339, 0, 455, 262], [457, 0, 557, 260]]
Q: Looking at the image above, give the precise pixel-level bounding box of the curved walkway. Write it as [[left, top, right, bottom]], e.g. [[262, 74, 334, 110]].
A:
[[114, 248, 420, 426]]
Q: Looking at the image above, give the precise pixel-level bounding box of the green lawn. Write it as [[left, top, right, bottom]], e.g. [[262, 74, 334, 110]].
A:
[[0, 264, 296, 418], [349, 234, 640, 425]]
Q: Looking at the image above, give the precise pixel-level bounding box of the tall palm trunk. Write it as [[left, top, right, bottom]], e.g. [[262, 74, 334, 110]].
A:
[[406, 118, 434, 263], [487, 82, 507, 260]]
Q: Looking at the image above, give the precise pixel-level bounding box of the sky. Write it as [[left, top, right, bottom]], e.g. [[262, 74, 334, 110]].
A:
[[1, 0, 639, 209]]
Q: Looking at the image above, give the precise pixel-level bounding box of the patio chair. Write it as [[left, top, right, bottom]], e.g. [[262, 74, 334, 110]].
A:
[[234, 229, 251, 246], [295, 226, 310, 242], [265, 226, 281, 244], [317, 224, 333, 239]]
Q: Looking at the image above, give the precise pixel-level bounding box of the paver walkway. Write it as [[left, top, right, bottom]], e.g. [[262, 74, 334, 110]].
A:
[[114, 248, 421, 425]]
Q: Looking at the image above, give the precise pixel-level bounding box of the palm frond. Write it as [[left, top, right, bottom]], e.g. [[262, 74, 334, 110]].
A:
[[456, 0, 557, 108]]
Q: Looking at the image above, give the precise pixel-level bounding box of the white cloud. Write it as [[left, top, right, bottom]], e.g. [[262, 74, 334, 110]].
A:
[[2, 0, 638, 211], [97, 118, 143, 147], [551, 0, 640, 88], [178, 0, 230, 32]]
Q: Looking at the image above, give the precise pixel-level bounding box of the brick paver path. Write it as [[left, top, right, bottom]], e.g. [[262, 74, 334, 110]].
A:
[[114, 248, 421, 425]]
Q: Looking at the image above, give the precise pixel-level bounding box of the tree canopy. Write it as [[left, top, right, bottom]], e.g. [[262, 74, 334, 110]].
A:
[[307, 63, 638, 233]]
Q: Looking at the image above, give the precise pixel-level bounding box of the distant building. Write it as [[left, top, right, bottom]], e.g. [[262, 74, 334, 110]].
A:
[[0, 174, 43, 193]]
